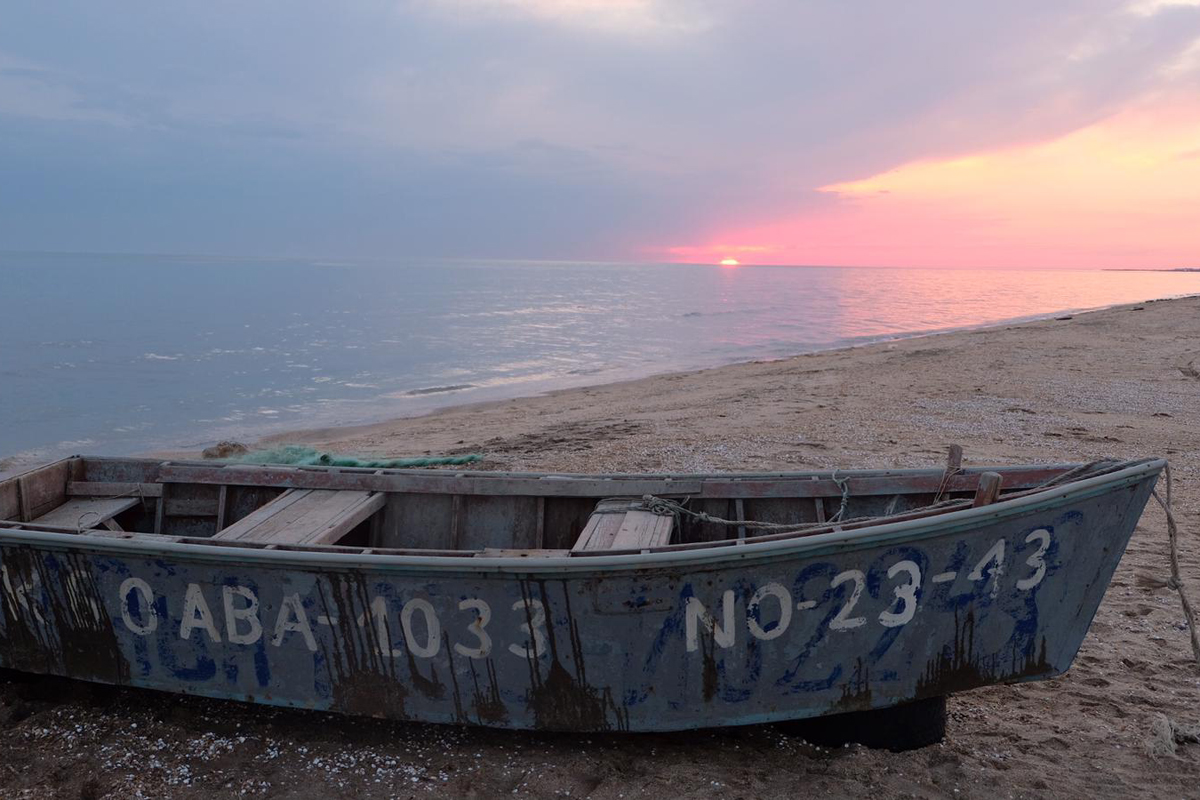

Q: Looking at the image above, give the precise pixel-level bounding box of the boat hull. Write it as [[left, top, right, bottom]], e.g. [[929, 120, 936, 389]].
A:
[[0, 464, 1159, 731]]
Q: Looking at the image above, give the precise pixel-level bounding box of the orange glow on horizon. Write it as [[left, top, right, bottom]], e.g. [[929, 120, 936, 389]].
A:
[[719, 258, 740, 266], [663, 101, 1200, 269]]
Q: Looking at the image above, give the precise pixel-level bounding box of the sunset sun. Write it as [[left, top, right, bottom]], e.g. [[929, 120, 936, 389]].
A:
[[719, 258, 740, 266]]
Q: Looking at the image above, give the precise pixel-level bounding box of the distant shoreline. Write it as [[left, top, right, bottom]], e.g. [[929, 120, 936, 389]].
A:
[[239, 292, 1198, 461]]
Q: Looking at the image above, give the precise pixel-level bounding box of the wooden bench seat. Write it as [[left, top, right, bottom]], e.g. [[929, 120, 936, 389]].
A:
[[573, 498, 674, 552], [214, 488, 384, 545], [33, 497, 140, 531]]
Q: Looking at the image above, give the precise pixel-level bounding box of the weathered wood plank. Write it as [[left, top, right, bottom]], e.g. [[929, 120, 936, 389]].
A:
[[542, 497, 597, 550], [154, 490, 165, 534], [215, 485, 228, 531], [0, 479, 19, 521], [75, 481, 163, 500], [572, 501, 627, 551], [78, 458, 164, 484], [535, 497, 546, 549], [449, 495, 463, 550], [164, 492, 222, 517], [574, 500, 673, 551], [477, 548, 569, 558], [17, 461, 71, 521], [458, 495, 540, 551], [973, 472, 1004, 507], [377, 494, 454, 550], [215, 489, 384, 546], [33, 497, 139, 529], [252, 492, 380, 545], [156, 462, 1068, 501], [158, 464, 703, 497], [67, 482, 163, 498], [610, 509, 673, 550], [301, 493, 386, 545], [699, 467, 1064, 499], [214, 489, 313, 541]]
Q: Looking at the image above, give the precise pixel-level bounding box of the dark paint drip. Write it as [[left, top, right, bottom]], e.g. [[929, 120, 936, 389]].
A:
[[405, 649, 446, 700], [519, 579, 628, 732], [35, 551, 129, 685], [699, 630, 718, 702], [466, 658, 506, 724], [468, 657, 508, 725], [833, 657, 872, 712], [317, 573, 407, 719], [917, 607, 1052, 697], [0, 548, 57, 673], [443, 634, 467, 724]]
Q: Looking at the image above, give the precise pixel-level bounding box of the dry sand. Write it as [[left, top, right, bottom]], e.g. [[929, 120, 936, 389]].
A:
[[3, 295, 1200, 798]]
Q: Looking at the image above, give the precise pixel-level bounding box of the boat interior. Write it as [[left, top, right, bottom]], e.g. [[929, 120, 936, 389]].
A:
[[0, 455, 1078, 556]]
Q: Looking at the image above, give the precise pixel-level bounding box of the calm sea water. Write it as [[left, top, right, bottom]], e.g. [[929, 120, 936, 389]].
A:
[[3, 252, 1199, 469]]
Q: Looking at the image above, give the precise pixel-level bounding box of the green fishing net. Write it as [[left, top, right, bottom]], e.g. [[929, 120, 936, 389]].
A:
[[230, 445, 483, 469]]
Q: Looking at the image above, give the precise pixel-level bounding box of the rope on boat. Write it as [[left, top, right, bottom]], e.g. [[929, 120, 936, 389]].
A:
[[1147, 463, 1200, 673], [829, 470, 851, 523], [633, 458, 1144, 535]]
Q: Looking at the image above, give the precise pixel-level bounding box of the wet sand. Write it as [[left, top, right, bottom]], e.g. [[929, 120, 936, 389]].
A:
[[3, 295, 1200, 797]]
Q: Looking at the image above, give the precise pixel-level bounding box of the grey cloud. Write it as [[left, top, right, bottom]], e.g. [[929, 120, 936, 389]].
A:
[[0, 0, 1197, 259]]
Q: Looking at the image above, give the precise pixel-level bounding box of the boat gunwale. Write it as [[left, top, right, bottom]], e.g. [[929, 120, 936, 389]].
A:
[[76, 454, 1082, 481], [0, 459, 1165, 574]]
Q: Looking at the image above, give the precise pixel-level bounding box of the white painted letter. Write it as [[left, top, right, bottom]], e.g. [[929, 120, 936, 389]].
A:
[[271, 593, 317, 652], [400, 598, 441, 658], [180, 583, 221, 642], [454, 598, 492, 659], [119, 577, 157, 635], [686, 590, 736, 652], [223, 585, 263, 645], [747, 583, 792, 641]]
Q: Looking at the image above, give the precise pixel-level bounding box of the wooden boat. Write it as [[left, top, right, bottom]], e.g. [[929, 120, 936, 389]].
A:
[[0, 454, 1162, 737]]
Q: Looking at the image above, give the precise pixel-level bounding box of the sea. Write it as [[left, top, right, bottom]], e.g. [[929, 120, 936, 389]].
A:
[[3, 251, 1199, 472]]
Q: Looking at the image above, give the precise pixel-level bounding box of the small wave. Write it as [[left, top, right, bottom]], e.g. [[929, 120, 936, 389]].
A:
[[680, 308, 759, 318], [143, 353, 181, 361], [402, 383, 476, 396]]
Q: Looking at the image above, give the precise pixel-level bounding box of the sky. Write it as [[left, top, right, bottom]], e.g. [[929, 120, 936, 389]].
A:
[[2, 1, 1199, 268]]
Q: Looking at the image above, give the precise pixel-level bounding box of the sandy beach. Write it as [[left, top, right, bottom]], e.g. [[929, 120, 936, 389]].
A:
[[3, 295, 1200, 798]]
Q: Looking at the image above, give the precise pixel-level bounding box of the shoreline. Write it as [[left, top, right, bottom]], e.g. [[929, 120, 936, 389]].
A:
[[229, 294, 1185, 458], [243, 294, 1192, 468]]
